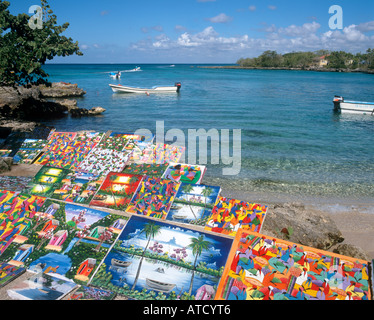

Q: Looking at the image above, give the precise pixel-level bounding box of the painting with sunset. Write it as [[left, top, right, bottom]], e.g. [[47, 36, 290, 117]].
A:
[[215, 230, 371, 301], [89, 172, 143, 210], [26, 165, 72, 197]]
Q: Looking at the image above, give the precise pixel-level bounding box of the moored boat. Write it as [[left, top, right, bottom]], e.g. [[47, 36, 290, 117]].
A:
[[109, 82, 181, 94], [333, 96, 374, 115], [146, 278, 176, 292], [111, 258, 132, 268]]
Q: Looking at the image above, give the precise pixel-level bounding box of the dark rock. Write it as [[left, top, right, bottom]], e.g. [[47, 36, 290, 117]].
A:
[[262, 202, 344, 250], [0, 157, 13, 173], [70, 106, 105, 117]]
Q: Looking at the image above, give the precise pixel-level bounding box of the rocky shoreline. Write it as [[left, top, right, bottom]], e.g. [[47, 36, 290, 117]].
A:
[[0, 82, 105, 120]]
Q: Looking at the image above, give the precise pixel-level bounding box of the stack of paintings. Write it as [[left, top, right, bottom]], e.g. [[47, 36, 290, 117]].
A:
[[162, 163, 206, 184], [0, 176, 32, 192], [25, 166, 72, 197], [216, 230, 371, 300], [89, 172, 143, 211], [89, 215, 233, 300], [205, 197, 268, 236], [166, 183, 221, 226], [125, 176, 181, 220], [13, 139, 48, 164], [0, 262, 26, 288]]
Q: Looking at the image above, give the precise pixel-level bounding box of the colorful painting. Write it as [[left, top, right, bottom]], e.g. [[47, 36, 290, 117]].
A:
[[216, 230, 371, 301], [13, 139, 47, 164], [122, 162, 169, 177], [137, 143, 185, 164], [98, 132, 145, 152], [50, 171, 103, 205], [205, 197, 268, 236], [0, 262, 26, 288], [1, 199, 128, 285], [90, 215, 233, 300], [162, 163, 206, 184], [34, 131, 103, 169], [0, 149, 12, 157], [34, 132, 77, 165], [126, 176, 181, 220], [26, 166, 72, 197], [7, 272, 78, 300], [166, 183, 221, 226], [90, 172, 143, 210], [0, 176, 32, 192], [77, 147, 131, 177], [67, 285, 116, 300], [0, 192, 46, 256]]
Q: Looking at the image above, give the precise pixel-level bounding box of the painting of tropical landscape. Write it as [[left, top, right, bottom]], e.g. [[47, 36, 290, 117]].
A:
[[90, 215, 233, 300]]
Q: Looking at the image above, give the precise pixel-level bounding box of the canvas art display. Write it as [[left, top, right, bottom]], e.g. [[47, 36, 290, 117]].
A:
[[205, 197, 268, 236], [0, 191, 46, 256], [7, 272, 78, 300], [166, 183, 221, 226], [89, 215, 233, 300], [162, 163, 206, 184], [89, 172, 143, 211], [137, 143, 185, 164], [126, 176, 181, 220], [34, 131, 103, 170], [97, 132, 145, 152], [0, 262, 26, 288], [122, 162, 169, 178], [50, 171, 103, 205], [77, 147, 131, 177], [13, 139, 48, 164], [1, 199, 129, 286], [215, 230, 371, 301], [34, 132, 77, 165], [26, 166, 72, 197]]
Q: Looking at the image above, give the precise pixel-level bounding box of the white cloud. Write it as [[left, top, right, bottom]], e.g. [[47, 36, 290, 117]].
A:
[[249, 6, 256, 12], [268, 5, 277, 10], [207, 13, 233, 23]]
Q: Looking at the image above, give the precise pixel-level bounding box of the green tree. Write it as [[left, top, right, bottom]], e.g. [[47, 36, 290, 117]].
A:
[[0, 0, 82, 87], [187, 235, 212, 296], [131, 222, 162, 291]]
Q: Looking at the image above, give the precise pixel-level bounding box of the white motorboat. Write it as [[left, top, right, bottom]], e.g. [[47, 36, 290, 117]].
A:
[[109, 82, 181, 94], [333, 96, 374, 115], [124, 66, 141, 72]]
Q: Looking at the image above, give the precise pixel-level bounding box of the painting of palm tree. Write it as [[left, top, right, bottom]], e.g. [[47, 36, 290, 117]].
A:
[[131, 221, 162, 291], [187, 234, 212, 295]]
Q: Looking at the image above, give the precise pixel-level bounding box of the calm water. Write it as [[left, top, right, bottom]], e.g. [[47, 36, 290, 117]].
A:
[[41, 64, 374, 204]]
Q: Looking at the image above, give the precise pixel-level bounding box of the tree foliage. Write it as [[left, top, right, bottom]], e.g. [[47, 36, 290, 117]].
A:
[[0, 0, 82, 87], [237, 48, 374, 70]]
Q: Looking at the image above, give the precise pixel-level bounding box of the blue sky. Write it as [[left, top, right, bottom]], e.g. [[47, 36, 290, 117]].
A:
[[9, 0, 374, 63]]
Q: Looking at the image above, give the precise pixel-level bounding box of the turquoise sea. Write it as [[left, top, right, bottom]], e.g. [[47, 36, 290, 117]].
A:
[[41, 64, 374, 206]]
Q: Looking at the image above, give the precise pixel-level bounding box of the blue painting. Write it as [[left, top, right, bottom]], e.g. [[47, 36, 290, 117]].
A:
[[90, 215, 233, 300]]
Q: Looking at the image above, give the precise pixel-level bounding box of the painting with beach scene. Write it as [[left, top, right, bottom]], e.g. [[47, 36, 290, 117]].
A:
[[89, 215, 233, 300], [205, 197, 268, 237], [215, 229, 372, 301], [13, 139, 48, 164], [0, 199, 129, 286], [89, 172, 143, 211], [166, 183, 221, 226], [162, 163, 206, 184], [125, 176, 181, 220]]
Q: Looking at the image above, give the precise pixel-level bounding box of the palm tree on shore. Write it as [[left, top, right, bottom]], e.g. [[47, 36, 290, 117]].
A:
[[187, 234, 212, 296], [131, 221, 162, 291]]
